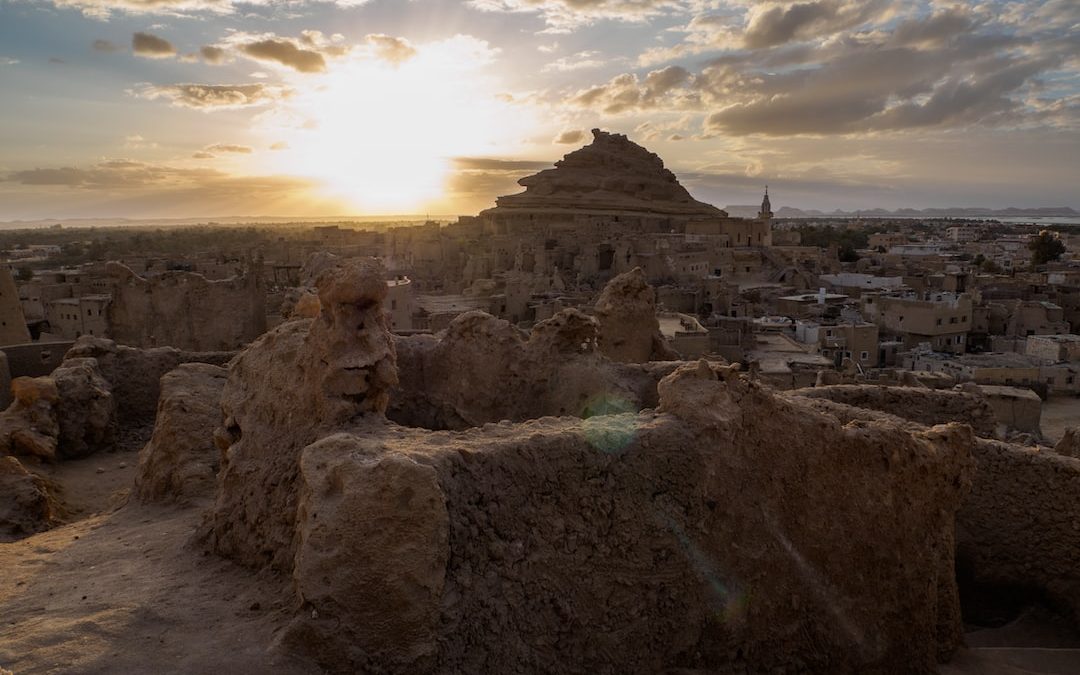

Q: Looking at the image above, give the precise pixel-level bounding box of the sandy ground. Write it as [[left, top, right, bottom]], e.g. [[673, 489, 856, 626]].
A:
[[1041, 396, 1080, 444], [0, 443, 319, 675], [1, 440, 1078, 674]]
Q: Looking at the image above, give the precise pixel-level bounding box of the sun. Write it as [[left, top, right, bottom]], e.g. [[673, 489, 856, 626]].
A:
[[262, 36, 532, 214]]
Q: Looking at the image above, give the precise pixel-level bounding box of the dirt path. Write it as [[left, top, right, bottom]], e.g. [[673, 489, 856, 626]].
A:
[[0, 500, 319, 674]]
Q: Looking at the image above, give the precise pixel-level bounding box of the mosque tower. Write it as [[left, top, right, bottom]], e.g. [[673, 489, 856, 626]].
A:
[[758, 185, 773, 220]]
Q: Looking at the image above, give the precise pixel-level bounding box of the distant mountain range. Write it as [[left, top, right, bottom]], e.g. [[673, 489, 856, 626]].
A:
[[723, 205, 1080, 219]]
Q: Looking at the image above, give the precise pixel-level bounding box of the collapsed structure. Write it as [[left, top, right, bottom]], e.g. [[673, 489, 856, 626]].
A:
[[196, 257, 980, 673], [3, 255, 1080, 673]]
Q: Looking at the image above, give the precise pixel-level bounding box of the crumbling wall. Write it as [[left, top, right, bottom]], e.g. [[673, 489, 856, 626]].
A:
[[788, 386, 1080, 624], [0, 359, 116, 463], [0, 456, 58, 541], [50, 357, 116, 459], [64, 336, 232, 425], [594, 267, 679, 363], [973, 385, 1042, 434], [789, 384, 998, 437], [0, 377, 60, 461], [1056, 427, 1080, 459], [201, 257, 397, 570], [284, 363, 974, 674], [390, 309, 679, 430], [203, 260, 976, 673], [957, 439, 1080, 619], [134, 363, 227, 504], [105, 261, 266, 352]]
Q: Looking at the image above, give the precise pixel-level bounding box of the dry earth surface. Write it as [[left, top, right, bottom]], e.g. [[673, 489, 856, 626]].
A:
[[0, 443, 317, 675]]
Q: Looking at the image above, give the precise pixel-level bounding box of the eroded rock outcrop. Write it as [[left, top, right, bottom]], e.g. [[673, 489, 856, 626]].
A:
[[491, 129, 726, 218], [594, 268, 680, 363], [134, 363, 227, 504], [204, 261, 977, 673]]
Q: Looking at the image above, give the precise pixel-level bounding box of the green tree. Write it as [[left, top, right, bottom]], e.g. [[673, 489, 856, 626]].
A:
[[1029, 230, 1066, 265], [838, 244, 860, 263]]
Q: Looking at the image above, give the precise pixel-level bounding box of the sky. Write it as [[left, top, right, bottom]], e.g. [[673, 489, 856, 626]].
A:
[[0, 0, 1077, 219]]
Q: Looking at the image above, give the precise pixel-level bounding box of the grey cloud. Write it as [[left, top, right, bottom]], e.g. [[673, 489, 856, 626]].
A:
[[200, 45, 227, 64], [92, 39, 119, 52], [743, 0, 889, 49], [240, 39, 326, 73], [890, 8, 974, 48], [136, 83, 292, 110], [568, 66, 700, 114], [132, 32, 176, 59]]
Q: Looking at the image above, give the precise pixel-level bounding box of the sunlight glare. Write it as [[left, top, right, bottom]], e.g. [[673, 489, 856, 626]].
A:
[[264, 36, 529, 214]]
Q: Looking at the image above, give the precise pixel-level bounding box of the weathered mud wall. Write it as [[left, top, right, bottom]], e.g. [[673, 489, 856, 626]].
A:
[[787, 386, 1080, 623], [105, 262, 266, 352], [134, 363, 227, 504], [201, 258, 397, 571], [594, 267, 679, 363], [65, 337, 232, 425], [958, 439, 1080, 618], [789, 384, 999, 437], [202, 259, 977, 673], [390, 309, 679, 430], [286, 364, 974, 674]]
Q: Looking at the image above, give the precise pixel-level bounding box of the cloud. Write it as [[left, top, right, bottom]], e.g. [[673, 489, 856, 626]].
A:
[[542, 50, 608, 72], [220, 31, 355, 73], [553, 129, 586, 144], [200, 45, 228, 64], [92, 39, 119, 52], [42, 0, 373, 21], [466, 0, 695, 31], [564, 5, 1075, 138], [132, 32, 176, 59], [742, 0, 892, 49], [136, 83, 292, 110], [204, 143, 252, 154], [124, 134, 158, 149], [567, 65, 695, 114], [269, 141, 289, 150], [365, 34, 417, 64], [1, 57, 21, 66], [192, 151, 216, 159], [240, 39, 325, 73]]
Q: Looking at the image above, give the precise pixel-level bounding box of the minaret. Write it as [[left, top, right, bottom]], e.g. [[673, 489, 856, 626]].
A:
[[758, 185, 773, 220]]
